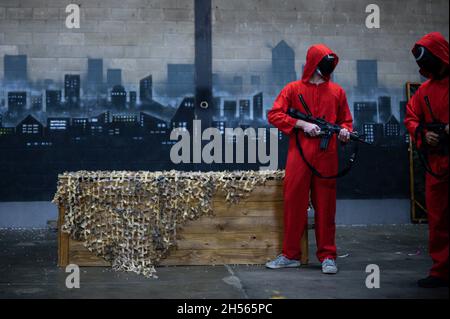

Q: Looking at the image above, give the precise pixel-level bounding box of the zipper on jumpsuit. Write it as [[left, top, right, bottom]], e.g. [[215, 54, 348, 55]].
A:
[[312, 83, 320, 167]]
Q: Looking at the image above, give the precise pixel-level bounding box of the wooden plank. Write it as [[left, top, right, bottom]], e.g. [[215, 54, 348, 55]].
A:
[[179, 216, 283, 234], [260, 180, 282, 187], [300, 228, 309, 265], [69, 232, 283, 252], [68, 240, 109, 266], [67, 235, 310, 267], [68, 241, 282, 267], [175, 232, 283, 250], [213, 200, 284, 217], [213, 185, 283, 203], [70, 253, 110, 266], [57, 204, 69, 267], [161, 248, 281, 266], [62, 215, 311, 266], [69, 258, 109, 267]]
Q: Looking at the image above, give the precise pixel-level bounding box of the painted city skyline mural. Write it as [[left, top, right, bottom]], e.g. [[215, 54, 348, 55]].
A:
[[0, 2, 413, 202]]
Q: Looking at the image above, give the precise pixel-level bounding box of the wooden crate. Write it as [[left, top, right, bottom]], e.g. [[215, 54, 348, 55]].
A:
[[58, 180, 310, 267]]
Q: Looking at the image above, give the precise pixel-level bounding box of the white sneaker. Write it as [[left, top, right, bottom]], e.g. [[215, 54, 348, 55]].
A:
[[322, 258, 338, 274], [265, 254, 301, 269]]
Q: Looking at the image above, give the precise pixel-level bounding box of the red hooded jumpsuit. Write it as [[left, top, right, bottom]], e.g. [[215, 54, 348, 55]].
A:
[[404, 32, 449, 281], [268, 44, 353, 262]]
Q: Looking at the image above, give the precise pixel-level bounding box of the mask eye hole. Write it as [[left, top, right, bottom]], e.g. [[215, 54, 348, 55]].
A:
[[414, 46, 425, 61]]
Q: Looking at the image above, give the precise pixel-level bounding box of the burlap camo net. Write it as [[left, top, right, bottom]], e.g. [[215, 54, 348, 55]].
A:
[[53, 170, 285, 278]]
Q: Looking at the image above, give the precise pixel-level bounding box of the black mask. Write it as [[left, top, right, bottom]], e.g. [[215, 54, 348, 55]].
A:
[[412, 45, 445, 79], [317, 55, 336, 77]]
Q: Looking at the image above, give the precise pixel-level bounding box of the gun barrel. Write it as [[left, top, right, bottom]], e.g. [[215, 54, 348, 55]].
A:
[[350, 134, 372, 145], [425, 123, 446, 131]]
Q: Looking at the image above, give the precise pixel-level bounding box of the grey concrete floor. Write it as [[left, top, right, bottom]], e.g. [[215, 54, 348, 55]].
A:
[[0, 225, 448, 299]]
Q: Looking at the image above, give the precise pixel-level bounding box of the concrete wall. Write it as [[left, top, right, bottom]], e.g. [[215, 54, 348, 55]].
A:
[[212, 0, 449, 92], [0, 0, 196, 91], [0, 0, 448, 95]]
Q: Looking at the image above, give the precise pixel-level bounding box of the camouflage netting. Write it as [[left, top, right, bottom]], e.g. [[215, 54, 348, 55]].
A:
[[53, 170, 285, 278]]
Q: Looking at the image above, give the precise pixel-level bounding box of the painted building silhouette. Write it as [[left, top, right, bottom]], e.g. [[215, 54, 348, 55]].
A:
[[167, 64, 195, 97], [111, 85, 127, 109], [64, 75, 80, 109], [356, 60, 378, 95], [45, 90, 62, 112], [7, 92, 27, 116], [354, 101, 377, 131], [272, 41, 297, 87], [253, 93, 263, 120], [139, 75, 153, 104], [87, 58, 104, 93], [378, 96, 392, 123], [107, 69, 122, 88], [4, 55, 27, 83]]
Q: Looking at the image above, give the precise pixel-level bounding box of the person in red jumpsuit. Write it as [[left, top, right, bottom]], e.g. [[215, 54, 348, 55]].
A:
[[405, 32, 449, 288], [265, 44, 353, 274]]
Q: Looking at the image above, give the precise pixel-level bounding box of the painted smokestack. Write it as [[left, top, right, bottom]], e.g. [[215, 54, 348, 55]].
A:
[[194, 0, 213, 127]]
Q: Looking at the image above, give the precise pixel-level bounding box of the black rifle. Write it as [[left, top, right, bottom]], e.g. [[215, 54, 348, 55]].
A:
[[423, 96, 448, 149], [288, 94, 370, 150], [286, 94, 371, 179], [414, 96, 449, 178]]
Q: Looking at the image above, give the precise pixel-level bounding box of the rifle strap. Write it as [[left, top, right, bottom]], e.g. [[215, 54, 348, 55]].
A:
[[414, 125, 449, 179], [294, 128, 358, 179]]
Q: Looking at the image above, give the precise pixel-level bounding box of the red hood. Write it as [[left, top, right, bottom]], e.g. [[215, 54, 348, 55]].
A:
[[302, 44, 339, 83], [414, 32, 449, 79]]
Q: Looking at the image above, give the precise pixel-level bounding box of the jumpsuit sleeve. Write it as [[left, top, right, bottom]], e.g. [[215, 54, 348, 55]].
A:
[[404, 88, 424, 147], [336, 89, 353, 131], [267, 84, 298, 135]]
